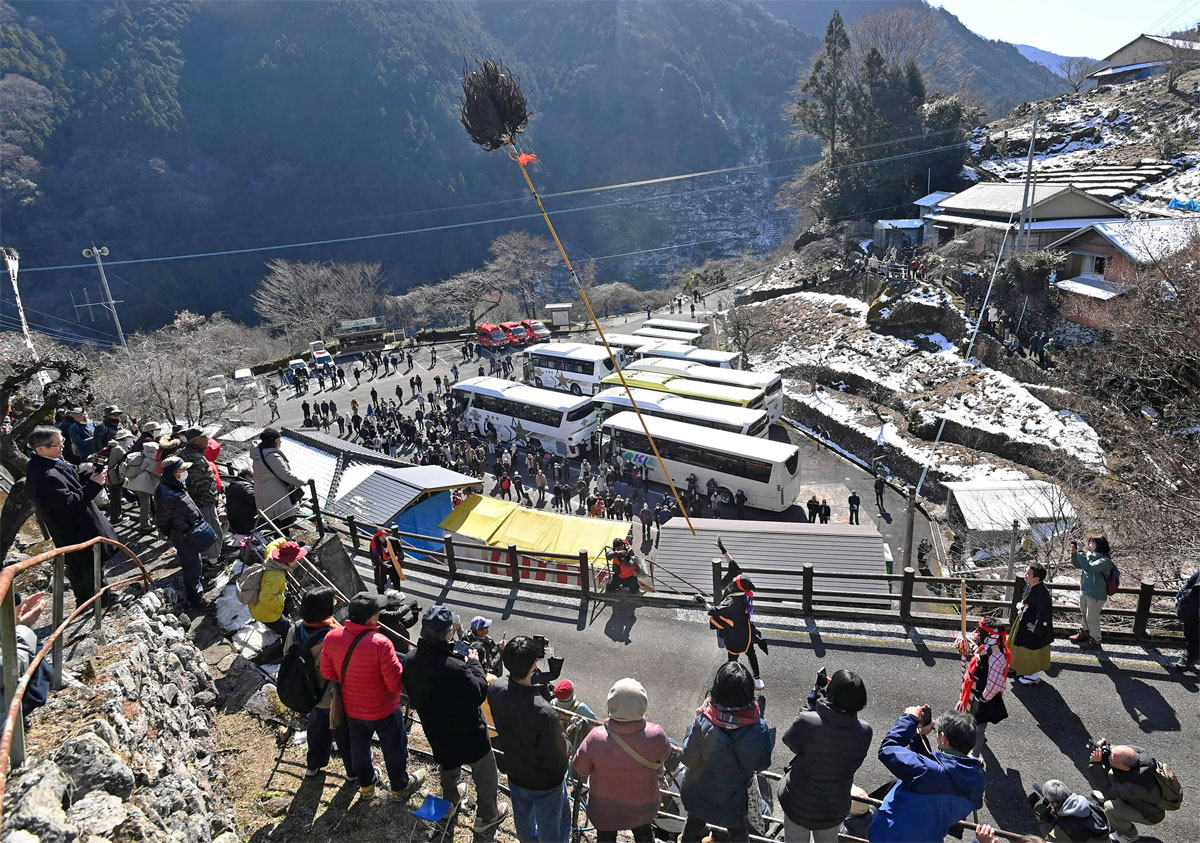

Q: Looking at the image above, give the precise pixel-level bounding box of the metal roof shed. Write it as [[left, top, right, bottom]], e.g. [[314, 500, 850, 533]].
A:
[[655, 518, 889, 607], [943, 480, 1076, 552], [326, 466, 482, 527]]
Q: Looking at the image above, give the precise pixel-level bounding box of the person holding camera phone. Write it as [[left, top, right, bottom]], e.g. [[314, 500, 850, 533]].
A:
[[1069, 535, 1114, 650], [402, 605, 510, 833], [1026, 779, 1110, 841], [703, 537, 767, 689], [778, 668, 872, 842], [868, 705, 984, 842]]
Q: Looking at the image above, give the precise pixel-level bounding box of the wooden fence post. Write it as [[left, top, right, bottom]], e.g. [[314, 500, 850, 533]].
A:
[[1133, 579, 1156, 640], [508, 544, 520, 585], [347, 516, 360, 551], [443, 534, 457, 576], [52, 556, 65, 690], [802, 563, 814, 615], [899, 567, 916, 622], [308, 479, 325, 536], [711, 558, 723, 603], [578, 550, 591, 597]]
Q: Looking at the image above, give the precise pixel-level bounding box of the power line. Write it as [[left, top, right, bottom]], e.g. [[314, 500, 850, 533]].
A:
[[19, 133, 970, 275]]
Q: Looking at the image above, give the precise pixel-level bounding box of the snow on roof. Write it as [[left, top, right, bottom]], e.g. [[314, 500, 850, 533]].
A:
[[874, 219, 926, 229], [943, 480, 1076, 534], [928, 213, 1014, 231], [914, 191, 955, 207], [1021, 216, 1130, 230], [1049, 218, 1199, 264], [938, 183, 1072, 215], [1144, 34, 1200, 51], [1056, 276, 1131, 300]]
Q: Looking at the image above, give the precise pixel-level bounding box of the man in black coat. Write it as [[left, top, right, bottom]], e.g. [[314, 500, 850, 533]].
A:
[[179, 429, 222, 567], [404, 606, 509, 832], [779, 670, 873, 842], [25, 426, 117, 606], [224, 469, 257, 536]]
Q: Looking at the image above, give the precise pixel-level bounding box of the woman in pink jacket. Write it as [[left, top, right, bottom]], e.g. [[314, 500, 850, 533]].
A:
[[572, 678, 671, 842]]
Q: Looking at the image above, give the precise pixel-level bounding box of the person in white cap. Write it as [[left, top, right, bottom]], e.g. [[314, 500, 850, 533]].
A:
[[572, 678, 671, 842]]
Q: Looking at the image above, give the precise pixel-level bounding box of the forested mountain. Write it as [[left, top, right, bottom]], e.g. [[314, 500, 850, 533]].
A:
[[0, 0, 1065, 337], [1015, 44, 1098, 77]]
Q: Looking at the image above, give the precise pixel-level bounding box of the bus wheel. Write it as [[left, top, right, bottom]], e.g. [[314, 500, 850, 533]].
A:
[[716, 488, 734, 505], [570, 383, 582, 396]]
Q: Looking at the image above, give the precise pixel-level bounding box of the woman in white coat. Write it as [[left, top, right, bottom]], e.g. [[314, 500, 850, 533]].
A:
[[251, 428, 303, 528]]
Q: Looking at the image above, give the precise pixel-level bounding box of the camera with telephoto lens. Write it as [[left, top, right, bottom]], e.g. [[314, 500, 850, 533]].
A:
[[1027, 784, 1056, 822], [1087, 738, 1111, 765]]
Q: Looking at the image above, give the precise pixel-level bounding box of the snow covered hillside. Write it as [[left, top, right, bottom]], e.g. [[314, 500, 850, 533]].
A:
[[971, 68, 1200, 215], [742, 289, 1106, 486]]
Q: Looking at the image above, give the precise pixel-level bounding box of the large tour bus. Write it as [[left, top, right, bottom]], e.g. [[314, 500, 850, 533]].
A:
[[631, 326, 703, 346], [600, 412, 802, 512], [642, 317, 710, 336], [521, 342, 626, 396], [623, 358, 783, 422], [592, 387, 769, 438], [600, 370, 767, 413], [452, 377, 597, 457], [638, 340, 742, 370]]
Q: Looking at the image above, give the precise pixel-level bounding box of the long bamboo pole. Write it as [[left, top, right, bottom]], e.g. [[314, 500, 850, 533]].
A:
[[508, 144, 695, 536]]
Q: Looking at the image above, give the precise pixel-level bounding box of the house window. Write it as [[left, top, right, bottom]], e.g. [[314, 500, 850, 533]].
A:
[[1081, 255, 1107, 278]]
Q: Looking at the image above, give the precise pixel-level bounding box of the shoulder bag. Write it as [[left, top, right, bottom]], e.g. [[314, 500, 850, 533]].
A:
[[328, 630, 371, 729], [262, 449, 305, 505], [607, 728, 665, 773]]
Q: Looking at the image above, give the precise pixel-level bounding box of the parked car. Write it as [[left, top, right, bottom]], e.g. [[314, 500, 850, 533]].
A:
[[500, 321, 531, 346], [476, 322, 510, 349], [288, 359, 310, 378], [312, 349, 334, 369], [521, 318, 552, 342]]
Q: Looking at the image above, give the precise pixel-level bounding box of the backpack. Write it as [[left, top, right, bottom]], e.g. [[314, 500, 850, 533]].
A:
[[1154, 760, 1184, 811], [276, 626, 330, 714], [236, 564, 265, 606], [1105, 562, 1121, 597]]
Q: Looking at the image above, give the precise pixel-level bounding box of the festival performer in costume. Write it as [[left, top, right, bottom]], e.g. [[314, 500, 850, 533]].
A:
[[702, 537, 767, 689], [954, 617, 1011, 759], [369, 528, 406, 593]]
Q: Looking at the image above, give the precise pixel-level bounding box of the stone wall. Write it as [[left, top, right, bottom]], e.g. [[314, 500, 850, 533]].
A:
[[4, 589, 239, 843]]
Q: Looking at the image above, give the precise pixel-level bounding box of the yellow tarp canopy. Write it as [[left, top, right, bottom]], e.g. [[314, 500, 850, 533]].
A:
[[440, 494, 630, 568]]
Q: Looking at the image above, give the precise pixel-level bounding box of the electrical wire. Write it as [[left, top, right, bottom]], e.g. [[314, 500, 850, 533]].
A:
[[0, 297, 123, 341], [19, 135, 972, 275]]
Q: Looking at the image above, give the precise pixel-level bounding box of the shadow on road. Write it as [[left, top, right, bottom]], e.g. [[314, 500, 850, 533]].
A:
[[982, 759, 1034, 837], [1014, 681, 1094, 778], [603, 601, 638, 644], [1101, 660, 1181, 734]]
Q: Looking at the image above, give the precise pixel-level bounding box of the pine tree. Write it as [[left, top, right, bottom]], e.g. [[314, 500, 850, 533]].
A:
[[793, 10, 851, 168]]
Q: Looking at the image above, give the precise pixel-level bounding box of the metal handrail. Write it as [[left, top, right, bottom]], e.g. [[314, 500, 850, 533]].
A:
[[0, 537, 155, 826]]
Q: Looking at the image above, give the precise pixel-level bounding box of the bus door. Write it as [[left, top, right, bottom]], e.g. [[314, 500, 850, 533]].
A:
[[521, 354, 533, 383]]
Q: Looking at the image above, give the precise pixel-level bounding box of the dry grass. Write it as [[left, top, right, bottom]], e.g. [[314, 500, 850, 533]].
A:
[[217, 712, 523, 843]]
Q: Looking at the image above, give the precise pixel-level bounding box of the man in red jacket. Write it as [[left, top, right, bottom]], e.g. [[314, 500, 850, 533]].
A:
[[320, 591, 426, 801]]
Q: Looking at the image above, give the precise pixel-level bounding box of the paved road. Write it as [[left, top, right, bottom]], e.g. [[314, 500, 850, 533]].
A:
[[372, 564, 1196, 842]]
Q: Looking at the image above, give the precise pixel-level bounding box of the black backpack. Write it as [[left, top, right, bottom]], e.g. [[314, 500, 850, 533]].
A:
[[276, 626, 330, 714]]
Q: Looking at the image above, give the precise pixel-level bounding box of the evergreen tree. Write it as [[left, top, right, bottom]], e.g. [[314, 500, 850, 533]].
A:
[[793, 10, 851, 167]]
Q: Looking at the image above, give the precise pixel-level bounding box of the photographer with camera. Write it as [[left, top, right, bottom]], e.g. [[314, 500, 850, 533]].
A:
[[1085, 739, 1177, 843], [868, 705, 985, 843], [778, 668, 872, 842], [488, 635, 571, 843], [402, 605, 510, 832], [605, 537, 641, 594], [1026, 779, 1110, 841]]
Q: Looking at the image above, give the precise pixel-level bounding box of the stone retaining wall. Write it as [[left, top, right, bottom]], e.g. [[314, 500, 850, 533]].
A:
[[4, 589, 239, 843]]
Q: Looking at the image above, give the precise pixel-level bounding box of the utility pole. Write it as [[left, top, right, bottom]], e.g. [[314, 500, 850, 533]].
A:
[[1, 247, 38, 360], [1015, 108, 1039, 254], [82, 244, 128, 352]]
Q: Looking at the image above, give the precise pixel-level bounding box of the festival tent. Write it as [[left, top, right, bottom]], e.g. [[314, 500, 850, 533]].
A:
[[440, 494, 631, 586]]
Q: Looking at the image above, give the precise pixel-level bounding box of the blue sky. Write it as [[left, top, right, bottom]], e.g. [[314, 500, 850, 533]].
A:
[[930, 0, 1200, 58]]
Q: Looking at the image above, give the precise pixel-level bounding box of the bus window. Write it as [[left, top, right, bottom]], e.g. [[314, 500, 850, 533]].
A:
[[566, 404, 594, 423], [785, 451, 799, 475]]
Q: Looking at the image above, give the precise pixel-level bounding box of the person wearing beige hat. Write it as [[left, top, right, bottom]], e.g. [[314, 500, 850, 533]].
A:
[[572, 678, 671, 843]]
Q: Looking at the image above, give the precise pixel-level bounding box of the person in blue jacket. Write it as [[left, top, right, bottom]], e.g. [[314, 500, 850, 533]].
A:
[[679, 662, 773, 842], [868, 705, 985, 842]]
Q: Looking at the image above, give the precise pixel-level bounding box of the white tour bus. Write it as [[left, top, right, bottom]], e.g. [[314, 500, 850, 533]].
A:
[[638, 340, 742, 370], [631, 326, 703, 346], [452, 377, 597, 457], [600, 412, 802, 512], [624, 358, 783, 422], [521, 342, 626, 396], [642, 317, 711, 336], [592, 387, 770, 438], [593, 334, 660, 356]]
